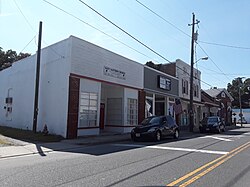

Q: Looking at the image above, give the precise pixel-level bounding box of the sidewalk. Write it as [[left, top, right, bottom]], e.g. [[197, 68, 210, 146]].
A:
[[0, 133, 131, 159], [0, 125, 241, 159]]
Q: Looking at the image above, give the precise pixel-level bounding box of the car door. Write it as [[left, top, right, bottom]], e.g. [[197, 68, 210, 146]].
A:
[[166, 116, 176, 135], [161, 116, 170, 137]]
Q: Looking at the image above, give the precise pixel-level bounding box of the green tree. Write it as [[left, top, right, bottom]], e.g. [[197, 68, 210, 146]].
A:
[[0, 47, 31, 71], [227, 77, 250, 108]]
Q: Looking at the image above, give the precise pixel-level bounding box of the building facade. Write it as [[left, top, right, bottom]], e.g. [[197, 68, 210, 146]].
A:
[[203, 88, 234, 125], [0, 36, 144, 138], [159, 59, 202, 130], [138, 66, 179, 123]]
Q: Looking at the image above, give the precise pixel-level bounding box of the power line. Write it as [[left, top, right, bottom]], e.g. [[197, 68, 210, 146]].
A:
[[42, 0, 160, 62], [78, 0, 172, 63], [117, 0, 190, 50], [198, 40, 250, 50], [43, 0, 213, 88], [20, 35, 37, 53], [135, 0, 191, 39], [197, 43, 231, 82], [136, 0, 250, 52], [13, 0, 36, 33]]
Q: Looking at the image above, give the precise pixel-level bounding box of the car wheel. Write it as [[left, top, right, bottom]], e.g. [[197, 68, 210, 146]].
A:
[[131, 134, 137, 142], [155, 131, 161, 141], [173, 130, 179, 139]]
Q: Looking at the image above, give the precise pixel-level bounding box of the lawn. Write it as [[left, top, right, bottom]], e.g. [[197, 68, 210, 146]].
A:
[[0, 126, 64, 143]]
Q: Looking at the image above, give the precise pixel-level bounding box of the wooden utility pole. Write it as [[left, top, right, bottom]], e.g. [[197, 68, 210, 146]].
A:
[[33, 21, 42, 132], [189, 13, 199, 132]]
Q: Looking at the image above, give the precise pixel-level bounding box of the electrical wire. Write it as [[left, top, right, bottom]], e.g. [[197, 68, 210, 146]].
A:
[[198, 40, 250, 50], [117, 0, 190, 50], [13, 0, 36, 33], [42, 0, 160, 62], [20, 35, 37, 53], [41, 0, 214, 88], [78, 0, 172, 63], [197, 43, 231, 82], [135, 0, 191, 38]]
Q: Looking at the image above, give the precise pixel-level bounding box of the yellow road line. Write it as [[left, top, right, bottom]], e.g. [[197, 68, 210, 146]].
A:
[[166, 141, 250, 186], [179, 143, 250, 187]]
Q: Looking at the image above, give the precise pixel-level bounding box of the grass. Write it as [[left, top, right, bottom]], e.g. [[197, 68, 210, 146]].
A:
[[0, 126, 64, 143]]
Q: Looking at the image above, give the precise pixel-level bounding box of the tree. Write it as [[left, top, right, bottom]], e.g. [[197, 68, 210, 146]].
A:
[[0, 47, 31, 71], [227, 77, 250, 108]]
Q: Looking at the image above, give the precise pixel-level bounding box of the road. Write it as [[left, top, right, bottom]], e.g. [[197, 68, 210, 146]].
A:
[[0, 126, 250, 187]]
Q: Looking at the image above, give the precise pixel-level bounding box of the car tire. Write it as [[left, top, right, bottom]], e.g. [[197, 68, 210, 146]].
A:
[[131, 134, 137, 142], [173, 130, 179, 139], [155, 130, 161, 141]]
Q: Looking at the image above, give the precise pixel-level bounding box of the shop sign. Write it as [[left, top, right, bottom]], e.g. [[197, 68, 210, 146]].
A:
[[103, 66, 126, 80], [158, 75, 171, 90]]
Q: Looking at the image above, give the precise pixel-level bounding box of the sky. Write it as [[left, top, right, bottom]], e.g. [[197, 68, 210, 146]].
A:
[[1, 0, 250, 90]]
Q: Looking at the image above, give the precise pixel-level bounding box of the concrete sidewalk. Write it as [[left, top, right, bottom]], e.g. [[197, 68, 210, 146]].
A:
[[0, 133, 132, 159], [0, 125, 241, 159]]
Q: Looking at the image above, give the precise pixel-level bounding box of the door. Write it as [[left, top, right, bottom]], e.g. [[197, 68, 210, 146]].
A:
[[161, 116, 170, 136], [99, 103, 105, 129]]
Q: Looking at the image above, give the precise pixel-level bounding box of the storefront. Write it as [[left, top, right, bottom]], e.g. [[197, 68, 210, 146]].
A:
[[138, 66, 179, 123], [0, 36, 143, 139]]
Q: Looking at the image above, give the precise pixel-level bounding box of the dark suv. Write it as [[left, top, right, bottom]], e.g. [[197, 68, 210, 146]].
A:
[[199, 116, 225, 133]]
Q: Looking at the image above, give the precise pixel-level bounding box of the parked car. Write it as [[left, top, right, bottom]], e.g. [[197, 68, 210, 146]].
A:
[[237, 117, 247, 124], [131, 115, 179, 141], [199, 116, 225, 133]]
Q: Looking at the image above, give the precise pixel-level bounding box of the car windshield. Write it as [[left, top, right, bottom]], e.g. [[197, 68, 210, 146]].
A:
[[207, 117, 218, 123], [141, 116, 161, 125]]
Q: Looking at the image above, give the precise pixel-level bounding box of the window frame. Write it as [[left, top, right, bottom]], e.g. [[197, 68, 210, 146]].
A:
[[127, 98, 138, 125], [79, 92, 98, 128]]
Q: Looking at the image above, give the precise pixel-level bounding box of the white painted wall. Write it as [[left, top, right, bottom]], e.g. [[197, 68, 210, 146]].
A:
[[70, 36, 143, 89], [232, 109, 250, 123], [0, 55, 36, 130], [37, 39, 71, 137], [0, 38, 71, 137]]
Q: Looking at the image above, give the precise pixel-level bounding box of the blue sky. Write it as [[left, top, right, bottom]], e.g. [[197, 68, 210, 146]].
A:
[[1, 0, 250, 89]]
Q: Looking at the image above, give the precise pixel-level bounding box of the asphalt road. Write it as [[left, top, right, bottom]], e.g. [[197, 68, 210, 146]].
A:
[[0, 126, 250, 187]]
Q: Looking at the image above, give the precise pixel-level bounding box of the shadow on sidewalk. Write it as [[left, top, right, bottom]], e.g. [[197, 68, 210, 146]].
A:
[[0, 125, 247, 158]]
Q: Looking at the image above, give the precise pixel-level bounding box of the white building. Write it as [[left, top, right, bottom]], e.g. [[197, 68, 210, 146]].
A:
[[0, 36, 143, 138]]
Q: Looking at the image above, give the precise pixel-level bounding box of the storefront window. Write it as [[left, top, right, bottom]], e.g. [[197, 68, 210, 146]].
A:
[[127, 98, 138, 125], [79, 92, 98, 127]]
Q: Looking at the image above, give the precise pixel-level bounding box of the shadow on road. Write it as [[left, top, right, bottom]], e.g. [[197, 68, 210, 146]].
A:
[[1, 125, 249, 158]]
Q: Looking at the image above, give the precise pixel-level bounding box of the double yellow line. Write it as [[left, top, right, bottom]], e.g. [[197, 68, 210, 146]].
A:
[[166, 141, 250, 187]]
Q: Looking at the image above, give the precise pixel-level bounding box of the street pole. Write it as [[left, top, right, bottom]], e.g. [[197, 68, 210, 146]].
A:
[[189, 13, 198, 132], [239, 86, 243, 127], [33, 21, 42, 132]]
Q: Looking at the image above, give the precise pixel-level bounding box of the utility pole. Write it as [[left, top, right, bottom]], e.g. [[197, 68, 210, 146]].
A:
[[33, 21, 42, 132], [239, 87, 243, 127], [188, 13, 199, 132]]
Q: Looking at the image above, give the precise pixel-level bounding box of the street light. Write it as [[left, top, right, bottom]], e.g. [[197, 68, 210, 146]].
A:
[[194, 57, 208, 64], [189, 56, 208, 132]]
